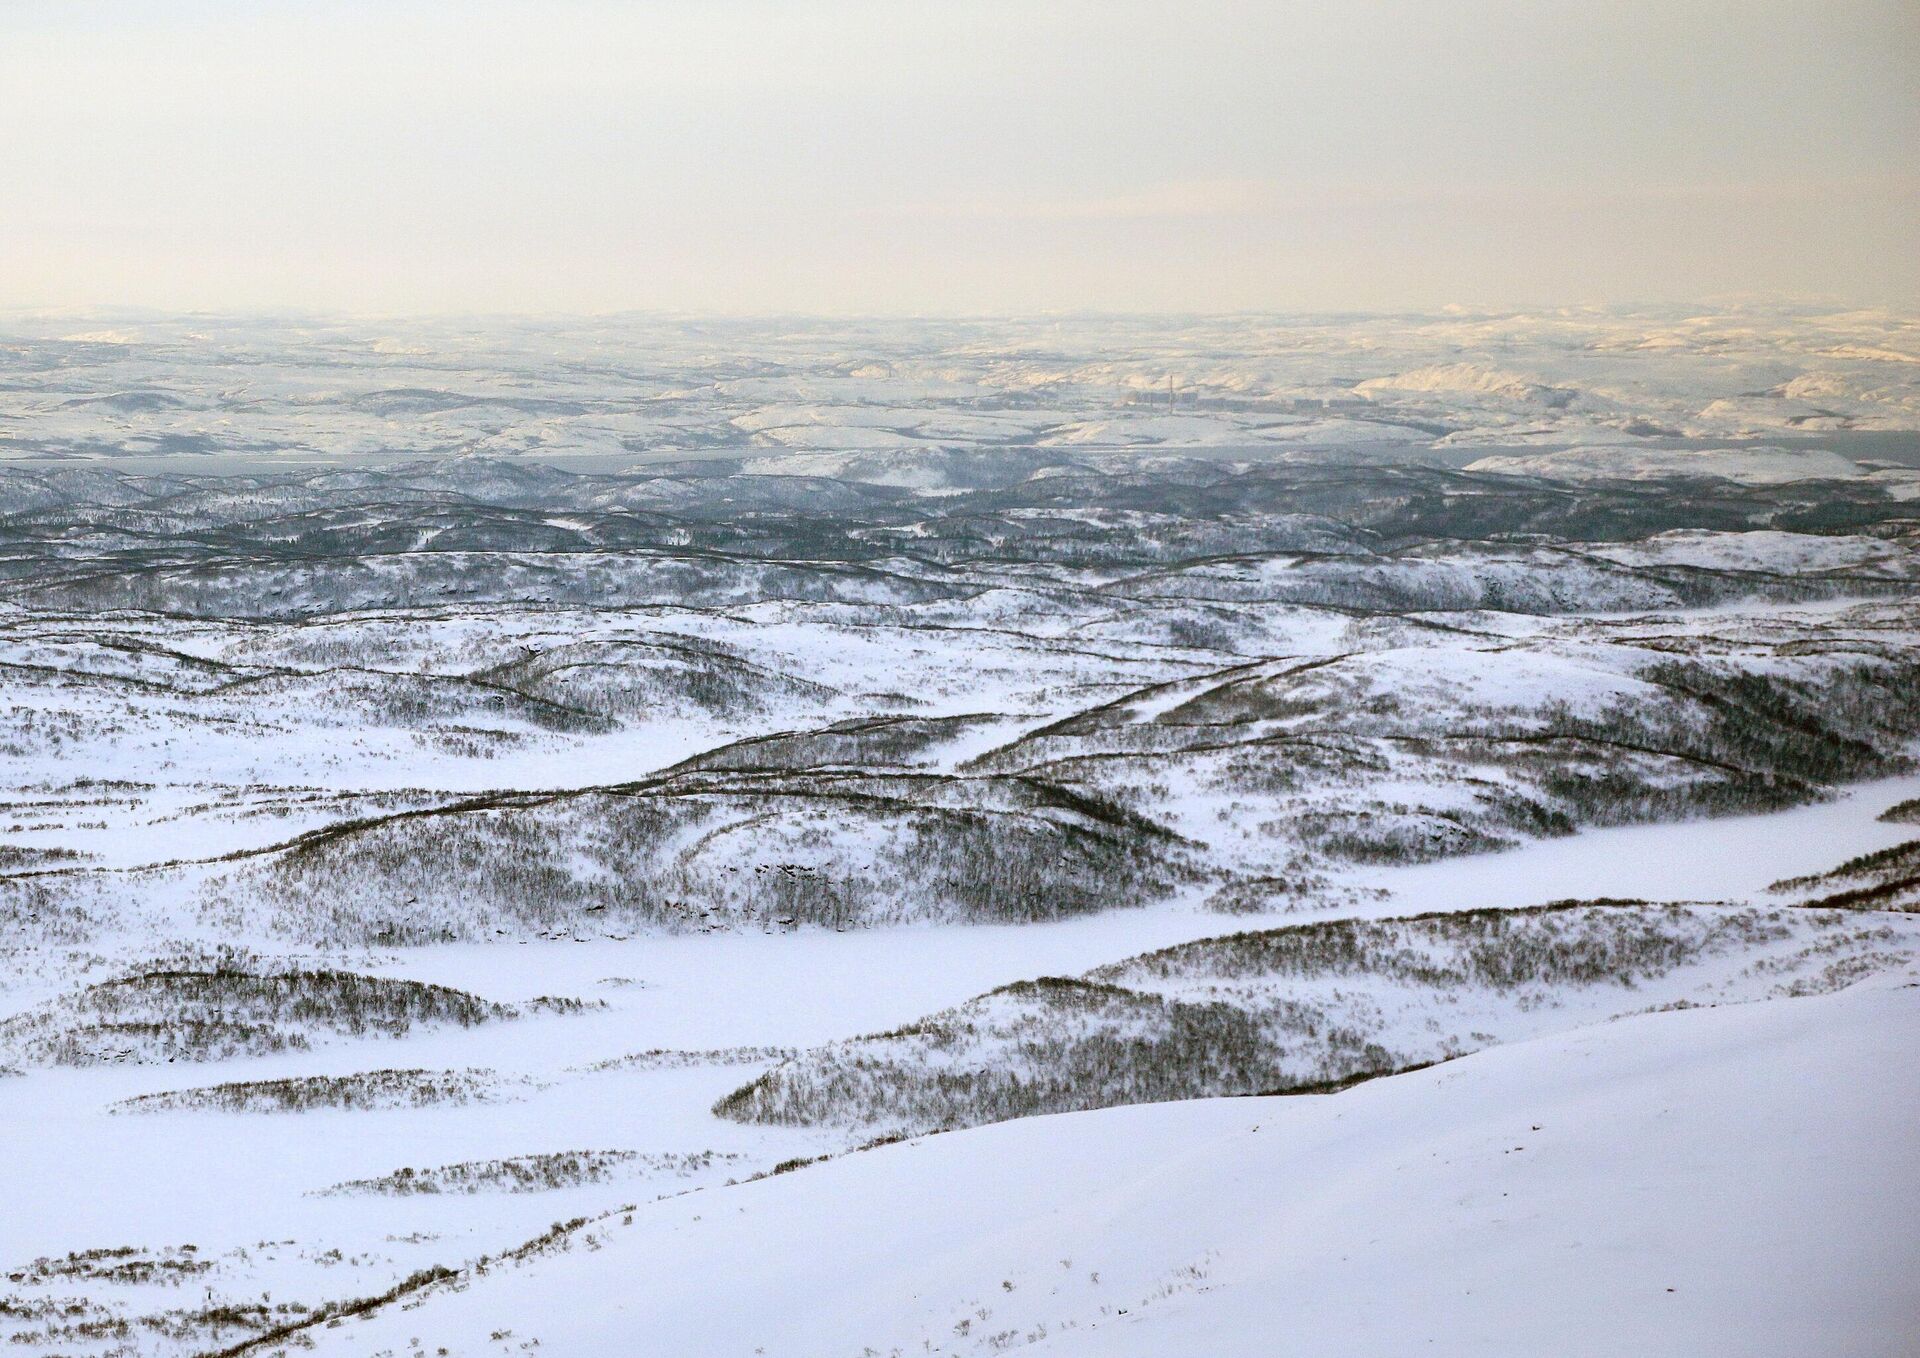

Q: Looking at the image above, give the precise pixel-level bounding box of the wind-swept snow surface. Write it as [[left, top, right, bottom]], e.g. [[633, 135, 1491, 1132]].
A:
[[298, 971, 1920, 1358]]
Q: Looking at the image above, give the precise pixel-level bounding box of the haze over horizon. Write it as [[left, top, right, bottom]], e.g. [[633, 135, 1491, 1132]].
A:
[[4, 8, 1920, 1354], [3, 0, 1915, 317]]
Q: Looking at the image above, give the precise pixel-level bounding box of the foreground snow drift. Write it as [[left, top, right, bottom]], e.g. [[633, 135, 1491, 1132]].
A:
[[301, 970, 1920, 1358]]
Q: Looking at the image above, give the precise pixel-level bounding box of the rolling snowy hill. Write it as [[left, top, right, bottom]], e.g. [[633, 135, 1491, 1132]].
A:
[[289, 969, 1920, 1358]]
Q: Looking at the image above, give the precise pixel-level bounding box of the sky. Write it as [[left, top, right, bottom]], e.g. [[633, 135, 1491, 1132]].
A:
[[1, 0, 1915, 315]]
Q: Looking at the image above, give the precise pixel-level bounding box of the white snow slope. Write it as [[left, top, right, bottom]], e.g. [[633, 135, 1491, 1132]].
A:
[[304, 969, 1920, 1358]]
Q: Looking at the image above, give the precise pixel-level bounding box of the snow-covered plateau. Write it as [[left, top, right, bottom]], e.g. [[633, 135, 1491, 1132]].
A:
[[0, 307, 1915, 1357]]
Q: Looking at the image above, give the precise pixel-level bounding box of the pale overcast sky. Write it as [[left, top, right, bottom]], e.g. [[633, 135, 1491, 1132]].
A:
[[1, 0, 1914, 314]]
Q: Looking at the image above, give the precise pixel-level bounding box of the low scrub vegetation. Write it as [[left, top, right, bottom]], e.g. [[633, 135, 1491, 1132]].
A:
[[570, 1044, 794, 1074], [112, 1067, 524, 1114], [716, 902, 1912, 1136], [0, 963, 573, 1068], [313, 1148, 741, 1196], [1772, 838, 1920, 912], [1879, 797, 1920, 825], [210, 773, 1193, 944], [6, 1245, 210, 1288], [976, 649, 1920, 876]]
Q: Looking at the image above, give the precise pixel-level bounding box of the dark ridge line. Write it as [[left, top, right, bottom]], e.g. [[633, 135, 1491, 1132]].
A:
[[988, 726, 1822, 788], [959, 654, 1316, 767]]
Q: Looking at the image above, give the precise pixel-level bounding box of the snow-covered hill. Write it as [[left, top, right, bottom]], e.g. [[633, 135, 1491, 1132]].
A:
[[291, 968, 1920, 1358]]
